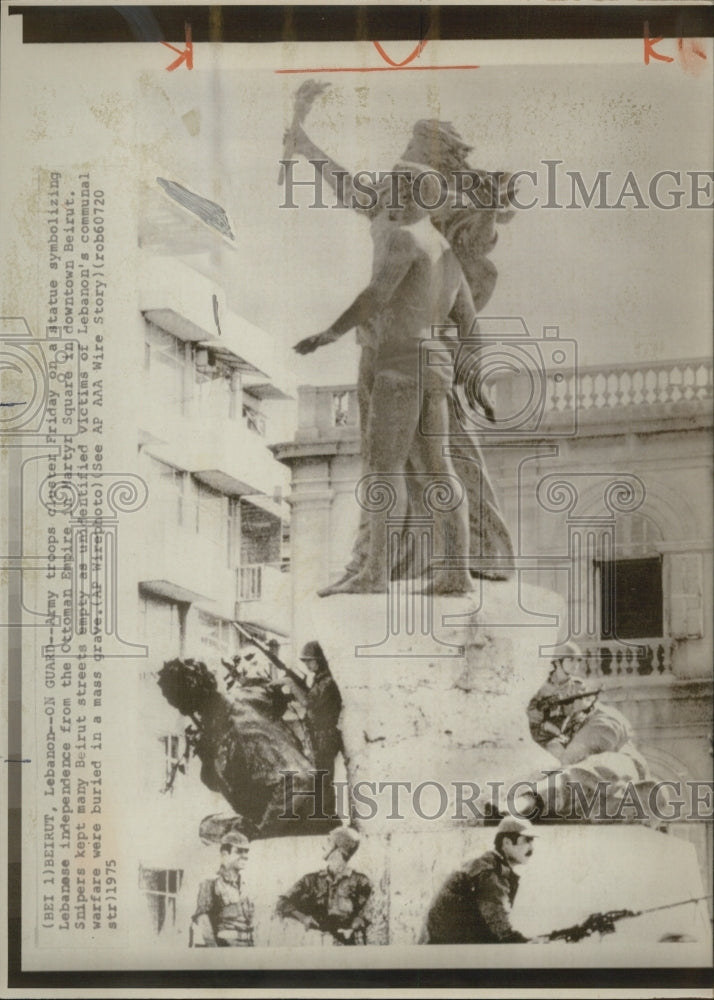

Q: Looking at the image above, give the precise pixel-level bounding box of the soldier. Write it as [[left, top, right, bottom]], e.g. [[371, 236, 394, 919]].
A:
[[527, 642, 588, 753], [422, 816, 546, 944], [519, 685, 653, 822], [298, 641, 343, 778], [191, 831, 254, 947], [554, 695, 647, 769], [275, 827, 372, 945]]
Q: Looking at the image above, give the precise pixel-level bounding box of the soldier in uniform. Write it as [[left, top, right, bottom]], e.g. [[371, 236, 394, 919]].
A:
[[421, 816, 545, 944], [191, 831, 254, 947], [527, 642, 588, 754], [275, 827, 372, 945], [519, 661, 654, 821], [298, 641, 343, 778]]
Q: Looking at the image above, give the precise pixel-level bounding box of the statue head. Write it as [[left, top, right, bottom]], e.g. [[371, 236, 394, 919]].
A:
[[157, 657, 218, 716], [386, 160, 444, 223], [401, 119, 473, 172]]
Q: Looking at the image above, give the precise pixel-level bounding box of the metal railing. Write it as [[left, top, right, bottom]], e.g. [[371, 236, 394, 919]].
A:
[[237, 564, 262, 602]]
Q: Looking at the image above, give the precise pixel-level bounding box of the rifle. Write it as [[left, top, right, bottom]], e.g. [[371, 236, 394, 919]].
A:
[[536, 687, 602, 712], [546, 894, 713, 943], [232, 621, 308, 693]]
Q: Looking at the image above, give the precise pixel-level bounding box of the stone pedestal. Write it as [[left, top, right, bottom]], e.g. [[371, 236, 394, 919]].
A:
[[300, 581, 566, 832]]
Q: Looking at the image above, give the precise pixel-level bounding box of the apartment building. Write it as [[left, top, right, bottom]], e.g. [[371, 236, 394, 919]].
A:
[[128, 163, 296, 941]]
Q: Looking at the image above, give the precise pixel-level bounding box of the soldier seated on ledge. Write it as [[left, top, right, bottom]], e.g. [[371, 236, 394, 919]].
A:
[[275, 827, 372, 945]]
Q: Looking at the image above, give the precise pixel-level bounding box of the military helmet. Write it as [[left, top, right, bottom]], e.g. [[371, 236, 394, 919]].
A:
[[329, 826, 360, 860], [495, 815, 541, 839], [553, 641, 582, 662], [299, 640, 323, 661], [220, 830, 250, 851]]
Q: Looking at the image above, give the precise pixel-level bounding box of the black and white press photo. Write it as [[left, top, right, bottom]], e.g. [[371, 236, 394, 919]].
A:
[[1, 4, 712, 997]]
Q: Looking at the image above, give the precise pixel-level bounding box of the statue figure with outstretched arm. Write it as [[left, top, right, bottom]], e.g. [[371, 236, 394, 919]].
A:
[[296, 169, 495, 594], [285, 86, 516, 591]]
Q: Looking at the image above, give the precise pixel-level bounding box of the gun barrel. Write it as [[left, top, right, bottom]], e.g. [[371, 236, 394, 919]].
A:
[[546, 898, 713, 943], [638, 893, 714, 916], [541, 688, 602, 709]]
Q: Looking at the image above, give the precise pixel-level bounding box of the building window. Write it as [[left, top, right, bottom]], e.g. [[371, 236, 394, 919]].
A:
[[154, 460, 186, 527], [159, 734, 185, 792], [240, 500, 282, 566], [227, 497, 241, 570], [195, 481, 227, 558], [598, 556, 664, 640], [614, 511, 662, 559], [139, 867, 184, 934]]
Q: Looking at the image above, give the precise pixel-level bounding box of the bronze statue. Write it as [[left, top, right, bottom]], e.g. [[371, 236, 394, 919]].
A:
[[157, 658, 340, 838], [287, 87, 515, 593]]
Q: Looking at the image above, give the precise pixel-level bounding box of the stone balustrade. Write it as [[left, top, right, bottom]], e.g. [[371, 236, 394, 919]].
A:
[[308, 357, 713, 435], [548, 359, 712, 414], [580, 639, 676, 680]]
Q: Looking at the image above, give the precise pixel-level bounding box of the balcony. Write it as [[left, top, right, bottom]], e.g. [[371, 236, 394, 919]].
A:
[[141, 400, 289, 499], [496, 357, 713, 436], [138, 253, 295, 400], [238, 564, 264, 602], [579, 639, 676, 682]]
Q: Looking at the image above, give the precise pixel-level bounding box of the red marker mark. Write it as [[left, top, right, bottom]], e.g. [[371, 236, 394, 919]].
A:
[[276, 35, 479, 74], [276, 65, 480, 75], [372, 38, 428, 68], [643, 22, 674, 64], [162, 22, 193, 71], [677, 37, 708, 76]]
